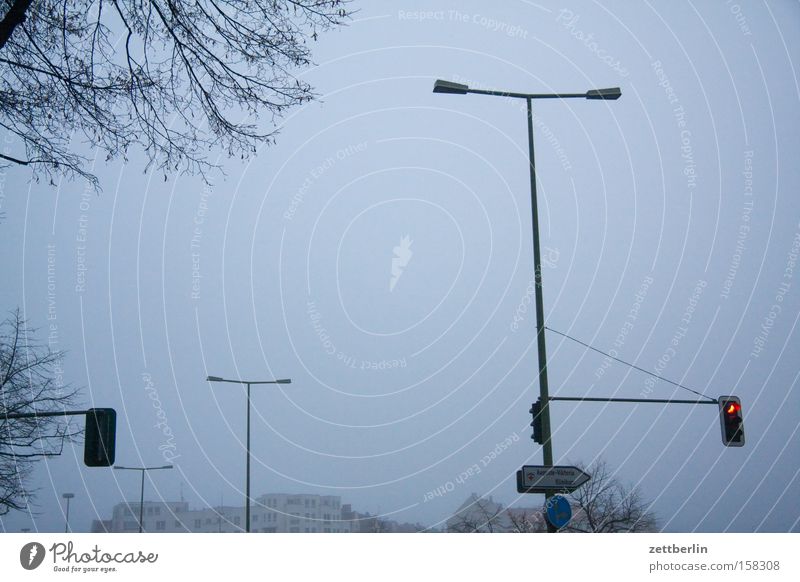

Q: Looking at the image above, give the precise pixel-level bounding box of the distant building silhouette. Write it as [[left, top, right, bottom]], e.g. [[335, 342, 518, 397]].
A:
[[446, 493, 549, 533], [92, 494, 431, 533], [94, 494, 349, 533], [341, 504, 427, 533]]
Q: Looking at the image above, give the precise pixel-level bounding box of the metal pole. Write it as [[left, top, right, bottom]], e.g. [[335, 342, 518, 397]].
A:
[[139, 469, 145, 533], [246, 382, 251, 533], [526, 97, 557, 533], [64, 497, 71, 533], [549, 396, 718, 405]]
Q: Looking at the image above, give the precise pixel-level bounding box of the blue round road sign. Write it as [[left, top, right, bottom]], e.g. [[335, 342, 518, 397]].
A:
[[545, 495, 572, 529]]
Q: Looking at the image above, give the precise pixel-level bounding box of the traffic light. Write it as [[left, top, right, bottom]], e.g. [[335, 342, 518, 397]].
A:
[[718, 396, 744, 447], [530, 400, 543, 444], [84, 408, 116, 466]]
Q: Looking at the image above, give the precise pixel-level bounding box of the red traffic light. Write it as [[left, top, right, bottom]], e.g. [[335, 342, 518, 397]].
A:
[[725, 402, 741, 415], [718, 396, 744, 447]]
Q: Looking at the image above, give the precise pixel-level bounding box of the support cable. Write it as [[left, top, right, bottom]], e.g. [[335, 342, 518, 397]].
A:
[[544, 326, 716, 403]]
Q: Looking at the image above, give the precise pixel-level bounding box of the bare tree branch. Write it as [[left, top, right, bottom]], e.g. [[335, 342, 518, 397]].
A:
[[0, 0, 352, 189], [0, 309, 82, 515], [565, 459, 659, 533]]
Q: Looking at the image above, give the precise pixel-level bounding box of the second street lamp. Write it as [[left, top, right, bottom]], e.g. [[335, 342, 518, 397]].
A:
[[433, 78, 620, 531], [113, 464, 173, 533], [62, 493, 74, 533], [206, 375, 292, 533]]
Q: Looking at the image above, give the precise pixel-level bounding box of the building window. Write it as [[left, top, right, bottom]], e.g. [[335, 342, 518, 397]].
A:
[[147, 507, 154, 516], [253, 514, 258, 523], [194, 519, 202, 529], [289, 527, 299, 533], [156, 521, 165, 530], [234, 516, 240, 525], [174, 520, 181, 528]]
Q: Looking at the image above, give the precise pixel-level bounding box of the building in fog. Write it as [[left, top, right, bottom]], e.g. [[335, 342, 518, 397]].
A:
[[341, 504, 427, 533], [446, 493, 548, 533], [92, 494, 350, 533]]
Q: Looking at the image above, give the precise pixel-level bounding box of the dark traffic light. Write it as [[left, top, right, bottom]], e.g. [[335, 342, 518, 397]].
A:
[[84, 408, 116, 466], [718, 396, 744, 447], [530, 400, 543, 444]]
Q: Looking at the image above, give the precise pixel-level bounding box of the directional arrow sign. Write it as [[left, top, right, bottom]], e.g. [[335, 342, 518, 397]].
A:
[[517, 465, 591, 494]]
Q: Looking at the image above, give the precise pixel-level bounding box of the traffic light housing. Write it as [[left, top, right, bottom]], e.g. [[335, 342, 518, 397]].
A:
[[718, 396, 744, 447], [84, 408, 116, 466], [530, 400, 543, 444]]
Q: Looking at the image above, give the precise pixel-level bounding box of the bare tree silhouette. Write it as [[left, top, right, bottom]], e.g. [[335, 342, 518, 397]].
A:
[[0, 310, 81, 514], [0, 0, 350, 188]]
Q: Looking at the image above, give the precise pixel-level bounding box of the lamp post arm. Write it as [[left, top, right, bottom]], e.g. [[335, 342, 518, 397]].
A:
[[468, 88, 587, 100]]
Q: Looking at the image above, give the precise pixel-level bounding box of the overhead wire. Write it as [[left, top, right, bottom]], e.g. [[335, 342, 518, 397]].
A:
[[544, 326, 716, 402]]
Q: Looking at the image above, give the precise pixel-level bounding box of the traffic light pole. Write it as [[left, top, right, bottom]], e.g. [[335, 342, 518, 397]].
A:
[[2, 410, 91, 419], [549, 397, 718, 405], [5, 408, 117, 466], [525, 97, 559, 533], [548, 395, 744, 447]]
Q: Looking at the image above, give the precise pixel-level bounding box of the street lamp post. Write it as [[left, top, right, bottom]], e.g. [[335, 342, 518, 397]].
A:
[[433, 79, 620, 531], [113, 464, 173, 533], [206, 375, 292, 533], [62, 493, 74, 533]]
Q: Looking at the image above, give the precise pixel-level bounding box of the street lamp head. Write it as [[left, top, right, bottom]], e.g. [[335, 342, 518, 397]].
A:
[[62, 493, 74, 499], [206, 376, 224, 382], [275, 379, 292, 384], [585, 87, 622, 100], [433, 79, 469, 94]]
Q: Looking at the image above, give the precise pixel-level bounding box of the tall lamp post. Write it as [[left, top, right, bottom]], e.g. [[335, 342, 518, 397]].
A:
[[433, 79, 621, 531], [113, 464, 173, 533], [206, 375, 292, 533], [62, 493, 74, 533]]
